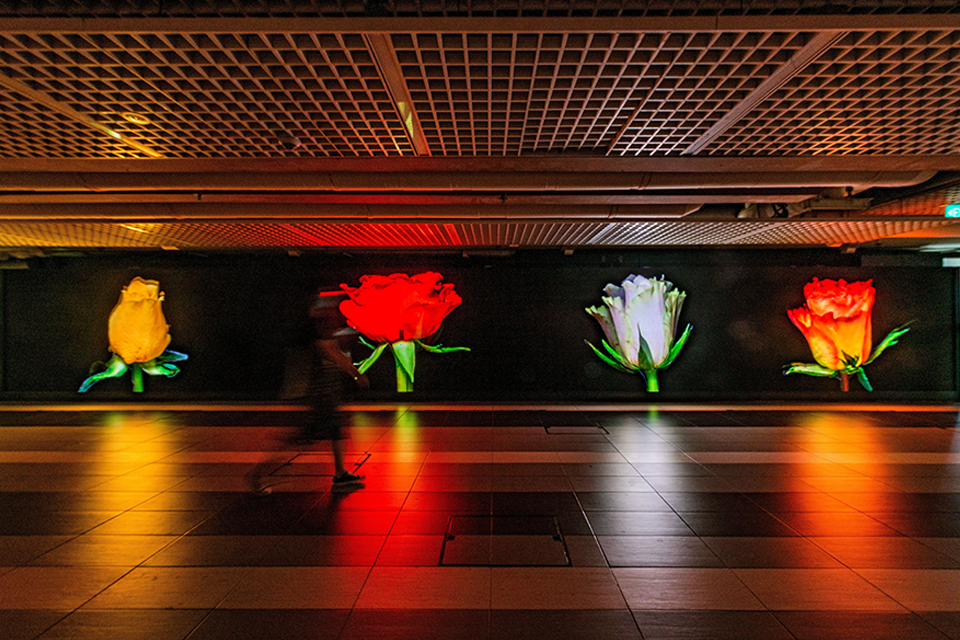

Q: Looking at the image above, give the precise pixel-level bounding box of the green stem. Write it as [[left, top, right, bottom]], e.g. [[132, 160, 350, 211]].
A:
[[645, 369, 659, 393], [392, 340, 416, 393], [396, 361, 413, 392], [131, 364, 144, 393]]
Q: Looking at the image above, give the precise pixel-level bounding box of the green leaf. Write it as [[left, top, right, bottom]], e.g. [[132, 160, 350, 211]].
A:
[[659, 324, 692, 370], [856, 368, 873, 391], [78, 354, 128, 392], [586, 340, 635, 374], [359, 335, 378, 351], [862, 325, 910, 366], [416, 341, 471, 354], [140, 359, 181, 377], [356, 342, 388, 375], [603, 338, 642, 373], [156, 349, 188, 363], [783, 362, 838, 378]]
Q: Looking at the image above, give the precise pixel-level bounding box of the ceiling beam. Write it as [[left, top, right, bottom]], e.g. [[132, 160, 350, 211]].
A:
[[363, 32, 431, 157], [4, 15, 960, 33], [2, 157, 956, 174], [0, 170, 934, 193]]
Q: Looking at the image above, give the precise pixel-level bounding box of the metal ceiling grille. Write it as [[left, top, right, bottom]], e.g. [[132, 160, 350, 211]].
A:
[[3, 23, 959, 159], [2, 0, 958, 18], [0, 30, 414, 158], [454, 222, 603, 246], [1, 10, 959, 253], [1, 219, 956, 249], [705, 30, 960, 156], [0, 89, 145, 158], [397, 31, 819, 156]]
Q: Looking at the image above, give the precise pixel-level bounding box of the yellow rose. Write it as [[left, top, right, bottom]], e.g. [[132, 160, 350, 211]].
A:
[[107, 277, 171, 364]]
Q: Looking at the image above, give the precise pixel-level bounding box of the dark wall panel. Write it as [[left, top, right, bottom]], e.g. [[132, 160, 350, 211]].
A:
[[2, 249, 955, 403]]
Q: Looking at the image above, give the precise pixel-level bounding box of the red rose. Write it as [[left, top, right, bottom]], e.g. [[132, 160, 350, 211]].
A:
[[339, 272, 462, 343]]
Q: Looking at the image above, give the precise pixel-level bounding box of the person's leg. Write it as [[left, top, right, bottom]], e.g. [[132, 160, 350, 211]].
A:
[[331, 437, 365, 484], [332, 437, 348, 477]]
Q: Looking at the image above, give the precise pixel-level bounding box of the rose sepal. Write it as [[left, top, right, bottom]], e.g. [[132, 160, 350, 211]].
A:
[[79, 348, 188, 393], [862, 325, 911, 366], [783, 362, 839, 377], [783, 362, 874, 391], [355, 341, 389, 375], [784, 325, 910, 391], [659, 324, 693, 370], [140, 350, 189, 378], [416, 341, 471, 354], [78, 354, 129, 392], [585, 339, 634, 374]]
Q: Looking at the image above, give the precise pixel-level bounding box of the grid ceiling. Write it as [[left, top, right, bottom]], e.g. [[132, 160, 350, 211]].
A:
[[1, 7, 959, 251], [2, 25, 959, 158], [707, 30, 960, 155]]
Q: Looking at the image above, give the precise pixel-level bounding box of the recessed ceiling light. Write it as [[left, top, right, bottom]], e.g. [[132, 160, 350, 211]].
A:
[[121, 112, 152, 125]]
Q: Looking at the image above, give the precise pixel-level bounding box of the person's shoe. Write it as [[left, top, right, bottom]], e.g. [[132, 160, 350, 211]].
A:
[[248, 476, 272, 496], [332, 471, 365, 486]]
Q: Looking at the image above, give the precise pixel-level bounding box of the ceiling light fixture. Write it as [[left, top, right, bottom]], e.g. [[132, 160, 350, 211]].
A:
[[121, 112, 152, 125]]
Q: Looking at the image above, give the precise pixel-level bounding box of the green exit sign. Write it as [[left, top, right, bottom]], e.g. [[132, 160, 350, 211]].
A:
[[946, 203, 960, 218]]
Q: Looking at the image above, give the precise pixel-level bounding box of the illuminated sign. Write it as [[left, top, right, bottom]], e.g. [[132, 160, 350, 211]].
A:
[[340, 272, 468, 392], [585, 274, 692, 393], [79, 277, 188, 393], [783, 278, 907, 392]]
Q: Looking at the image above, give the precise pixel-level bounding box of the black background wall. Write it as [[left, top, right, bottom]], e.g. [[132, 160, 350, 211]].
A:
[[2, 248, 956, 403]]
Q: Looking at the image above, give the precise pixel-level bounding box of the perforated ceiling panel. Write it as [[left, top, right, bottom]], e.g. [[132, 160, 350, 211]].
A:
[[1, 219, 956, 249], [867, 181, 960, 217]]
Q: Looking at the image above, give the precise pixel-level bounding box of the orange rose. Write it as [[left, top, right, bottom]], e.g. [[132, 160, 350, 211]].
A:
[[787, 278, 874, 370], [784, 278, 908, 391]]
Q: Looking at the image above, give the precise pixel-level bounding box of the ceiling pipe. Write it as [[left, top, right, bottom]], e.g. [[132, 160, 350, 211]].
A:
[[0, 192, 817, 206], [0, 202, 705, 220], [0, 171, 936, 193]]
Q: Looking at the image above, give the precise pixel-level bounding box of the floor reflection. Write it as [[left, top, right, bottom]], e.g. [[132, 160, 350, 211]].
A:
[[0, 406, 957, 639]]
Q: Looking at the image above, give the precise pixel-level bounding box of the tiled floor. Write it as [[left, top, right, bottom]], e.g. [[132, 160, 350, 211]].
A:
[[0, 406, 959, 639]]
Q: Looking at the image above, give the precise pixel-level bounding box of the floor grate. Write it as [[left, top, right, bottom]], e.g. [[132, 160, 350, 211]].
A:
[[439, 516, 570, 566]]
